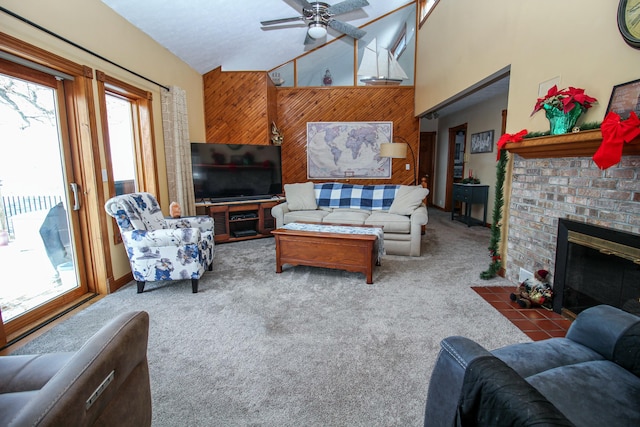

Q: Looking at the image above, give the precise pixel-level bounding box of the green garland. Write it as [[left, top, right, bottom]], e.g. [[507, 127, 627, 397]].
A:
[[480, 149, 506, 279]]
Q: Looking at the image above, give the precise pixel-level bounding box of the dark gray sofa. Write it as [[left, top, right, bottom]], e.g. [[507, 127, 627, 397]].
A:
[[0, 311, 151, 426], [424, 305, 640, 426]]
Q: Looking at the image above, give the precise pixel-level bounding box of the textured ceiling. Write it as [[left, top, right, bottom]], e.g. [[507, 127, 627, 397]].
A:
[[101, 0, 412, 74]]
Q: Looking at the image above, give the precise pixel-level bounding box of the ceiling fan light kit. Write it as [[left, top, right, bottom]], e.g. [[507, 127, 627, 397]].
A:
[[261, 0, 370, 45], [308, 23, 327, 39]]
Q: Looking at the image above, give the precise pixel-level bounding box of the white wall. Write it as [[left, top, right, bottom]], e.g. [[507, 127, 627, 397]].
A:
[[415, 0, 640, 134]]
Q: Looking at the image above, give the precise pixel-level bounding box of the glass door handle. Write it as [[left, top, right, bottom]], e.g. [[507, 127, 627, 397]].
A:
[[70, 183, 80, 211]]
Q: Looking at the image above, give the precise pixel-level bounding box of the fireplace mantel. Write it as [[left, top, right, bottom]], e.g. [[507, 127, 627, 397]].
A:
[[505, 129, 640, 159]]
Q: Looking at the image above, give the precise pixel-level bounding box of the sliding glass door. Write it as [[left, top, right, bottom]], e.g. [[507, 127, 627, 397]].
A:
[[0, 59, 88, 333]]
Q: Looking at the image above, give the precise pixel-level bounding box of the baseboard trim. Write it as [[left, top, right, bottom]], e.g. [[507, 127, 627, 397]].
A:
[[0, 293, 101, 354]]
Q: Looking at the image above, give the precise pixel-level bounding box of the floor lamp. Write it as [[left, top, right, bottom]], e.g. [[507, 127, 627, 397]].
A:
[[379, 136, 417, 185]]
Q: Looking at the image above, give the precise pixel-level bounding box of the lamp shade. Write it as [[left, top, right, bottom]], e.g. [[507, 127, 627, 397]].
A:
[[379, 142, 408, 158], [308, 24, 327, 39]]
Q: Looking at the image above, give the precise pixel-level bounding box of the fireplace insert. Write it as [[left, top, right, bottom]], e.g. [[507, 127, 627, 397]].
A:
[[553, 219, 640, 316]]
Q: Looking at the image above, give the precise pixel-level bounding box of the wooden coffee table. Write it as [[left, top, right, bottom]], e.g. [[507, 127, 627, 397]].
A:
[[271, 224, 382, 284]]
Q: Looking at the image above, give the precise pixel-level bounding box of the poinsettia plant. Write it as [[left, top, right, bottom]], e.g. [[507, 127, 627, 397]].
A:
[[531, 85, 597, 116]]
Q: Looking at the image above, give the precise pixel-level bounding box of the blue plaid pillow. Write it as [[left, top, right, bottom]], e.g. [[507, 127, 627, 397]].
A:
[[314, 183, 399, 210]]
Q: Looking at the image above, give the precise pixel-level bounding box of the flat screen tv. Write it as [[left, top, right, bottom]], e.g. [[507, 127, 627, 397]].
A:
[[191, 143, 282, 202]]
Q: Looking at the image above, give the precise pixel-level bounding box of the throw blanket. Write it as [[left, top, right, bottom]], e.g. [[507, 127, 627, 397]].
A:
[[282, 222, 385, 263], [314, 183, 399, 211]]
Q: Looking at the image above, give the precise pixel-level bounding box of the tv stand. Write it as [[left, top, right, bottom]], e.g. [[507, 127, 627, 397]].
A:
[[195, 197, 284, 243]]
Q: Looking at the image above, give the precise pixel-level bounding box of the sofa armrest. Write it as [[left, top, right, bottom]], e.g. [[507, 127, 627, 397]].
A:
[[166, 216, 214, 233], [271, 202, 290, 228], [410, 204, 428, 227], [406, 205, 428, 256], [566, 305, 640, 364], [424, 336, 492, 427], [9, 311, 151, 427], [455, 356, 574, 426]]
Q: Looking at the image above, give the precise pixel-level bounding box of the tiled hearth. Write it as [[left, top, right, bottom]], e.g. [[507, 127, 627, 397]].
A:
[[473, 286, 573, 341]]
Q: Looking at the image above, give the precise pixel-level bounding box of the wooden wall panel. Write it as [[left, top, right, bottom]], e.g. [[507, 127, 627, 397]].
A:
[[203, 69, 419, 185], [276, 86, 419, 186], [267, 78, 277, 137], [203, 67, 272, 145]]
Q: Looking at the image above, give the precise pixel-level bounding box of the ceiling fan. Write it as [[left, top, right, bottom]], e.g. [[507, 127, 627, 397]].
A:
[[260, 0, 369, 45]]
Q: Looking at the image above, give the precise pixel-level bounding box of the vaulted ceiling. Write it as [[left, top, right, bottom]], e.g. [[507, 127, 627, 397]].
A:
[[101, 0, 412, 74], [99, 0, 510, 118]]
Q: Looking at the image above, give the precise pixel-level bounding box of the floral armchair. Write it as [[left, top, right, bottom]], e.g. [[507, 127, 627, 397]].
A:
[[104, 192, 214, 293]]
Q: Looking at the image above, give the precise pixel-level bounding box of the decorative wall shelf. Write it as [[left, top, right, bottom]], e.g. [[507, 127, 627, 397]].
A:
[[505, 129, 640, 159]]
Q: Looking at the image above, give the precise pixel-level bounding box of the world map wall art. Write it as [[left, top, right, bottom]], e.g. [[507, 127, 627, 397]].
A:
[[306, 121, 393, 179]]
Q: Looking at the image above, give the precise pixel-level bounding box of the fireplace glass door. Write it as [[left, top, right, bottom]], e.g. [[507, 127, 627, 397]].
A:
[[563, 243, 640, 315], [554, 219, 640, 316]]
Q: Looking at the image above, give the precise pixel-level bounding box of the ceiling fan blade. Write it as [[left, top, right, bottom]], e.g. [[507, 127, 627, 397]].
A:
[[261, 16, 305, 26], [291, 0, 313, 10], [328, 19, 366, 39], [327, 0, 370, 16]]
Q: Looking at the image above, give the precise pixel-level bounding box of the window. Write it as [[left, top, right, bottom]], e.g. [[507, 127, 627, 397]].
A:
[[419, 0, 440, 28], [97, 70, 158, 200], [391, 23, 407, 60], [97, 71, 158, 243], [105, 93, 137, 195]]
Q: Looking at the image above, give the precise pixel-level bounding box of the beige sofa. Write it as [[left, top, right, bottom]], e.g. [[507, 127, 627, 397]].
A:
[[271, 182, 429, 256]]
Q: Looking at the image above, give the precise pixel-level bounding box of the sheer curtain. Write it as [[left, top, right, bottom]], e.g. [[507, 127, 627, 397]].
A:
[[161, 86, 196, 216]]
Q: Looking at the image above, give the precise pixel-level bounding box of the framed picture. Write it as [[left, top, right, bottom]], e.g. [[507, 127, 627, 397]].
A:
[[470, 130, 494, 154], [606, 78, 640, 120], [306, 121, 392, 179]]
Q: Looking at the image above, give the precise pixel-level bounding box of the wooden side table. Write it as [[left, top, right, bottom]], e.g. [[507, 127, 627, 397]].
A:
[[452, 184, 489, 227]]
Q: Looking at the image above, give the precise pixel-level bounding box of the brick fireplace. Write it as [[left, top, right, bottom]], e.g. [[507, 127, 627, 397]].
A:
[[504, 130, 640, 313]]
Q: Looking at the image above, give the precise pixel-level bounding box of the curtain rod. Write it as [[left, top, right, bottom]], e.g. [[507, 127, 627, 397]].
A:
[[0, 6, 170, 91]]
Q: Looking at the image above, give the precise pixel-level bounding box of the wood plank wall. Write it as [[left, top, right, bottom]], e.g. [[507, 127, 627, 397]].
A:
[[203, 68, 419, 186], [276, 86, 418, 186], [203, 67, 274, 145]]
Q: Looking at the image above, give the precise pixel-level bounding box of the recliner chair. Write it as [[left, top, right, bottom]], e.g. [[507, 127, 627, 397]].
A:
[[0, 311, 152, 426], [424, 305, 640, 426], [105, 192, 215, 293]]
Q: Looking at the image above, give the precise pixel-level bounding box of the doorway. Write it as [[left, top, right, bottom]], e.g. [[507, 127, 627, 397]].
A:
[[419, 132, 436, 206], [0, 60, 90, 336], [445, 124, 467, 211]]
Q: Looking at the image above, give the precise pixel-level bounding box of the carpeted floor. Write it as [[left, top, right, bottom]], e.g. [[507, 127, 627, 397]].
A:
[[12, 210, 531, 427]]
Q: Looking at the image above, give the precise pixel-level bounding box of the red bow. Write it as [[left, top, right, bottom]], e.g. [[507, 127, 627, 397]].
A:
[[593, 111, 640, 169], [496, 129, 528, 160]]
